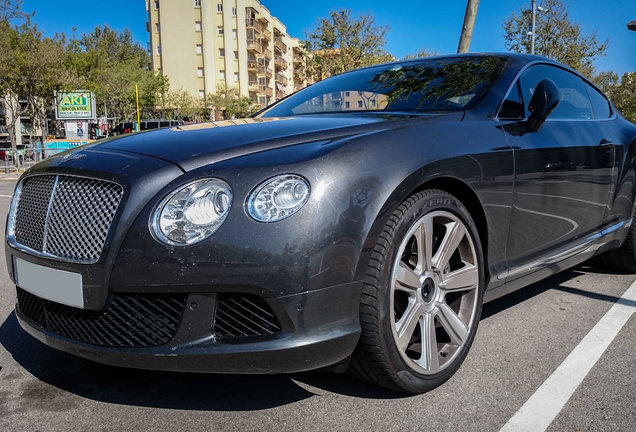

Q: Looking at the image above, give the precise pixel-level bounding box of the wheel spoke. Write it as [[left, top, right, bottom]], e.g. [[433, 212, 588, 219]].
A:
[[394, 261, 421, 292], [415, 217, 434, 272], [395, 300, 424, 352], [433, 220, 466, 271], [440, 263, 478, 292], [437, 303, 469, 345], [417, 311, 439, 373]]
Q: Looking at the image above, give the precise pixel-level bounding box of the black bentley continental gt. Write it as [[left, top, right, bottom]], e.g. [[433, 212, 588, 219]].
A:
[[6, 53, 636, 393]]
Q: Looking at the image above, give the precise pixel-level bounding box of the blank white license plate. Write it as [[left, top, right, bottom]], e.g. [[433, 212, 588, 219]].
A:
[[14, 257, 84, 308]]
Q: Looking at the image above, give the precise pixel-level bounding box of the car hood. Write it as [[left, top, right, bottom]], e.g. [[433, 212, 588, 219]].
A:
[[98, 114, 455, 172]]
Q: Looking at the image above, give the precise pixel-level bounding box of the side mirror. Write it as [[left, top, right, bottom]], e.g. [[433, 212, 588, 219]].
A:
[[527, 79, 561, 132]]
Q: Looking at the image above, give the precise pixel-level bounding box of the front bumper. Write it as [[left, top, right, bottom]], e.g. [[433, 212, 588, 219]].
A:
[[14, 281, 362, 373]]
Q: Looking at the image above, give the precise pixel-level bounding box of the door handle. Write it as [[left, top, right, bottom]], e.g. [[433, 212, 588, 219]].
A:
[[599, 139, 614, 148]]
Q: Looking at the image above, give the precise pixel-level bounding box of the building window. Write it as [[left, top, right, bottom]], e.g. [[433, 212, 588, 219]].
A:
[[197, 68, 204, 77], [371, 99, 376, 107], [259, 96, 268, 105], [345, 101, 350, 108], [233, 50, 239, 60], [156, 45, 162, 55], [345, 91, 350, 97], [217, 26, 224, 35], [199, 90, 205, 99], [219, 48, 225, 57], [357, 100, 363, 108], [155, 23, 160, 32], [217, 3, 223, 12], [219, 70, 225, 79], [196, 44, 203, 54], [232, 29, 237, 39], [155, 1, 159, 9], [195, 21, 201, 31], [194, 0, 201, 6], [232, 7, 237, 16]]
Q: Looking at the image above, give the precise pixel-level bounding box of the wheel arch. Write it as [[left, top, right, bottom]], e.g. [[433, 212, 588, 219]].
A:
[[356, 175, 490, 285]]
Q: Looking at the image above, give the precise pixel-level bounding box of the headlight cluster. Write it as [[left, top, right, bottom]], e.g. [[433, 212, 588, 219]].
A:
[[152, 174, 310, 245], [247, 175, 310, 222], [152, 179, 232, 245]]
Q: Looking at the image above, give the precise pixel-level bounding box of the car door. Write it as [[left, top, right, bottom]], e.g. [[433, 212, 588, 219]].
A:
[[499, 64, 615, 279]]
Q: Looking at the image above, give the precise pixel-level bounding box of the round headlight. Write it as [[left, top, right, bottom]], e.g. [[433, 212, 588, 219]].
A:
[[152, 178, 232, 245], [247, 174, 310, 222]]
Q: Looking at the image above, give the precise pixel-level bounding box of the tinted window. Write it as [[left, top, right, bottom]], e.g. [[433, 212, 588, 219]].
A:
[[585, 83, 611, 119], [499, 81, 524, 119], [261, 56, 507, 116], [518, 64, 593, 120]]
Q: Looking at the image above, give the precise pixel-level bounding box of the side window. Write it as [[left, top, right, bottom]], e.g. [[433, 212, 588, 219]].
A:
[[499, 81, 524, 119], [585, 83, 611, 119], [518, 64, 593, 120]]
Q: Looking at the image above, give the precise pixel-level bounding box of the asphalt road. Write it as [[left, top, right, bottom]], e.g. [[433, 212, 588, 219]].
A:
[[0, 177, 634, 432]]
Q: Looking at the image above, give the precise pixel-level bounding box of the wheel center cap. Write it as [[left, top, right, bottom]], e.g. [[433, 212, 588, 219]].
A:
[[421, 277, 436, 303]]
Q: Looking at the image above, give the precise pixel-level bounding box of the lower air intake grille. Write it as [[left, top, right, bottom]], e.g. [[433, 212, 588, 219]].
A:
[[16, 288, 187, 348], [214, 294, 281, 338]]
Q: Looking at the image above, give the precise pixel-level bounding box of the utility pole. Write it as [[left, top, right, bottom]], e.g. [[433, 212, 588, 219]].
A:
[[531, 0, 536, 54], [457, 0, 480, 53]]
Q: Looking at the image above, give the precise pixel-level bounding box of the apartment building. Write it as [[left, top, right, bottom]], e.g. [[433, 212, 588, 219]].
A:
[[146, 0, 308, 107]]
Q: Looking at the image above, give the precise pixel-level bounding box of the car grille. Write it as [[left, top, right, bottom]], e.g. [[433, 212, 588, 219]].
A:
[[213, 294, 281, 338], [16, 288, 187, 348], [10, 175, 123, 263]]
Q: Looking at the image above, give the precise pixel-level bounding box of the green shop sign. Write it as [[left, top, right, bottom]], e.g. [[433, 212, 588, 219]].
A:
[[55, 91, 96, 120]]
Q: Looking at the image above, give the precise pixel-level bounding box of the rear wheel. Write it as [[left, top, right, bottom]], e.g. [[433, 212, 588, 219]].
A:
[[350, 190, 484, 393], [595, 206, 636, 272]]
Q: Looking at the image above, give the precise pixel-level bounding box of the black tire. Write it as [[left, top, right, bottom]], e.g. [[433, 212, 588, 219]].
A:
[[349, 189, 485, 393]]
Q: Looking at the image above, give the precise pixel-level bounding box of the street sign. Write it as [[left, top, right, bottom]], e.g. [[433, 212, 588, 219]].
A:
[[55, 91, 96, 120]]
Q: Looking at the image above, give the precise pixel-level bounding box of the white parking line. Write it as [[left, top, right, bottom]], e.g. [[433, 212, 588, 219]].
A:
[[0, 194, 13, 198], [500, 279, 636, 432]]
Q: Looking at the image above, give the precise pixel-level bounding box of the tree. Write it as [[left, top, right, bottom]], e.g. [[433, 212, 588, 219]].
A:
[[303, 9, 393, 80], [162, 89, 204, 121], [608, 73, 636, 123], [502, 0, 608, 77], [402, 48, 438, 60], [0, 0, 32, 22], [66, 26, 167, 122], [0, 20, 68, 151], [206, 84, 258, 120]]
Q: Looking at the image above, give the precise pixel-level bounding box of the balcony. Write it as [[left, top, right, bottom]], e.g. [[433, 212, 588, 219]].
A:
[[247, 61, 258, 72], [274, 37, 287, 53], [293, 52, 302, 64], [274, 56, 287, 70], [275, 73, 288, 86], [246, 39, 262, 54], [276, 90, 285, 100], [260, 47, 272, 59], [248, 81, 259, 93], [257, 65, 272, 78], [259, 27, 272, 40], [258, 86, 273, 97]]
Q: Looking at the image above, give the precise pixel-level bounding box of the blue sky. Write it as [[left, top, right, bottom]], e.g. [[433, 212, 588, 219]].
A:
[[22, 0, 636, 76]]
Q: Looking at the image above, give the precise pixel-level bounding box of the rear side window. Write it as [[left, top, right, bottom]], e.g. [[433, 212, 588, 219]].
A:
[[518, 64, 593, 120], [584, 83, 611, 119]]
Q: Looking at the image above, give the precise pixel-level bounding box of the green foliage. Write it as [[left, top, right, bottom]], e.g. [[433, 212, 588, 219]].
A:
[[0, 20, 68, 147], [206, 84, 258, 120], [402, 48, 438, 60], [66, 25, 167, 120], [502, 0, 608, 77], [162, 89, 204, 121], [303, 9, 393, 79], [0, 0, 33, 22], [607, 73, 636, 123]]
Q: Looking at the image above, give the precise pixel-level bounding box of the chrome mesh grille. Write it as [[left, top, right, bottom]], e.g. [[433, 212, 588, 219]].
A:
[[12, 175, 123, 263]]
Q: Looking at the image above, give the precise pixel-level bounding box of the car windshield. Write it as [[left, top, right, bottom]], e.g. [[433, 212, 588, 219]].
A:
[[260, 56, 507, 117]]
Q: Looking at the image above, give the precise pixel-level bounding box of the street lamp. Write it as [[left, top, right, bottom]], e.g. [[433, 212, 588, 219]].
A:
[[530, 1, 549, 54]]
